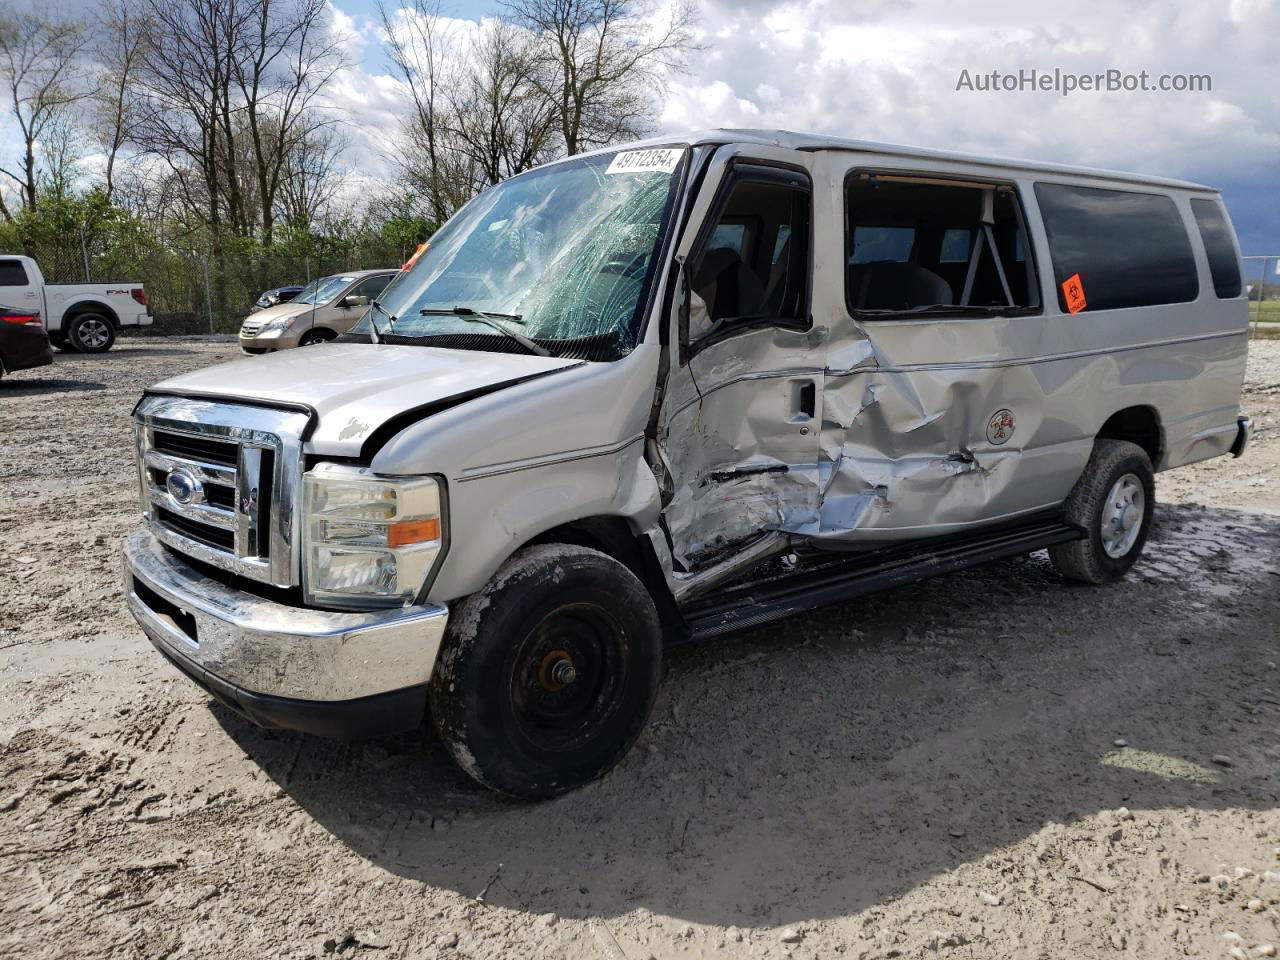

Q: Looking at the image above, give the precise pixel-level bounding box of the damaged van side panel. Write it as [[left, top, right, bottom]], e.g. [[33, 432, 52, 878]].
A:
[[656, 150, 1248, 566]]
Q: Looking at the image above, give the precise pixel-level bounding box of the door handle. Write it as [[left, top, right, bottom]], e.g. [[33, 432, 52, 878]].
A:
[[800, 382, 815, 418], [792, 379, 816, 419]]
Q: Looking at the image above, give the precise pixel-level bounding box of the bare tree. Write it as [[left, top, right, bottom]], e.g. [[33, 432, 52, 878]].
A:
[[132, 0, 345, 313], [277, 124, 347, 229], [92, 0, 147, 201], [378, 0, 465, 223], [229, 0, 346, 246], [504, 0, 695, 156], [0, 3, 87, 220], [444, 18, 558, 188]]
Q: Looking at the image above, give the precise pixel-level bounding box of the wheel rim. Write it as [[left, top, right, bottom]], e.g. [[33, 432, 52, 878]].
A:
[[79, 318, 109, 348], [508, 602, 625, 752], [1100, 472, 1145, 558]]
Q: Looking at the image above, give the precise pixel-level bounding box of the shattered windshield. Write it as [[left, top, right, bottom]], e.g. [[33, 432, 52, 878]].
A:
[[294, 275, 356, 305], [359, 146, 687, 359]]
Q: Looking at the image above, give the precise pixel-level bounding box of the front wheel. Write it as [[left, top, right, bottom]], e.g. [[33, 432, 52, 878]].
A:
[[67, 313, 115, 353], [430, 544, 662, 799], [1050, 439, 1155, 584], [297, 329, 335, 347]]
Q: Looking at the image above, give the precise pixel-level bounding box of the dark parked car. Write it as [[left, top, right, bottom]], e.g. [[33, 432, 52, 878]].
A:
[[0, 307, 53, 379], [253, 285, 305, 311]]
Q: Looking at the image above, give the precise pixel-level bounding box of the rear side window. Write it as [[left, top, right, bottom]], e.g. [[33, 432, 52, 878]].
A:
[[0, 259, 29, 285], [353, 274, 394, 299], [845, 175, 1038, 314], [1189, 199, 1242, 298], [1034, 183, 1198, 312]]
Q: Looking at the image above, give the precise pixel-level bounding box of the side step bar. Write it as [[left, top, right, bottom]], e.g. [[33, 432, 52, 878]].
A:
[[681, 517, 1084, 640]]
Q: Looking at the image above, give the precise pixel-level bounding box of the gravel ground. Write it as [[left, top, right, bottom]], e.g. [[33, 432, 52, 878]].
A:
[[1, 338, 1278, 960]]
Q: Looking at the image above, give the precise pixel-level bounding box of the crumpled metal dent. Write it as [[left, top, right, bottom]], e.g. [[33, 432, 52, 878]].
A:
[[662, 327, 1030, 567]]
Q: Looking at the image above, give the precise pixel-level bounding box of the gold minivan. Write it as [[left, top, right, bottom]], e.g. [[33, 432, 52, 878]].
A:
[[238, 269, 396, 352]]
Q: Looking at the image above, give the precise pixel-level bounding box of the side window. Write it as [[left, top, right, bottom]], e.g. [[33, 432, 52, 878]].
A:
[[0, 259, 30, 286], [353, 274, 393, 300], [691, 168, 810, 328], [709, 221, 751, 259], [1034, 182, 1199, 312], [851, 226, 914, 264], [845, 174, 1038, 314], [1189, 198, 1242, 299], [939, 228, 972, 263]]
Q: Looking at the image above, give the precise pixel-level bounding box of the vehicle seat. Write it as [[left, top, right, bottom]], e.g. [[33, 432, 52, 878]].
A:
[[852, 261, 954, 310], [695, 248, 766, 320]]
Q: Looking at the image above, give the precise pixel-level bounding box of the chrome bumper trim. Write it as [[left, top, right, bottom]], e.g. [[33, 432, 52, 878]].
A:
[[122, 530, 447, 702], [1231, 415, 1253, 459]]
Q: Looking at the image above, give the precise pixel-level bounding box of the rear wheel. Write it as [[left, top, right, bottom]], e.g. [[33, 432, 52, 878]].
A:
[[430, 544, 662, 799], [1050, 439, 1155, 584], [67, 313, 115, 353]]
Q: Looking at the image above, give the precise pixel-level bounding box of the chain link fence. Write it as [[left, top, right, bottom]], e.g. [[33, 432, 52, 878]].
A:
[[32, 228, 415, 335], [1244, 255, 1280, 336]]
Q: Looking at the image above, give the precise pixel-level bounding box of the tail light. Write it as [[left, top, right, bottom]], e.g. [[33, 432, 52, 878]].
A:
[[2, 311, 42, 327], [131, 288, 148, 306]]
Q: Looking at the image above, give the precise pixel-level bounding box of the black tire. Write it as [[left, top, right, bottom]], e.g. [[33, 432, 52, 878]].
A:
[[430, 544, 663, 799], [67, 313, 115, 353], [298, 328, 335, 347], [48, 331, 70, 351], [1050, 439, 1155, 584]]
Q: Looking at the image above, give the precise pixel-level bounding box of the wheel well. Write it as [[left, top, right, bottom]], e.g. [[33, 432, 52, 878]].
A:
[[300, 327, 336, 339], [65, 302, 120, 329], [1097, 405, 1163, 467], [527, 517, 687, 640]]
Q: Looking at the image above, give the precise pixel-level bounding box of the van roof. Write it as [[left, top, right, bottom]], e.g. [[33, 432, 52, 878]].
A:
[[587, 128, 1217, 193]]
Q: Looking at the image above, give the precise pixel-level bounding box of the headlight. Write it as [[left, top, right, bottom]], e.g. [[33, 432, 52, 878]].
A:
[[259, 316, 293, 333], [302, 463, 445, 609]]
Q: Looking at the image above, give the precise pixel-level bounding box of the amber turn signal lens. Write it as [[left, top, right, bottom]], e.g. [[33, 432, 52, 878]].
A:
[[386, 517, 441, 547]]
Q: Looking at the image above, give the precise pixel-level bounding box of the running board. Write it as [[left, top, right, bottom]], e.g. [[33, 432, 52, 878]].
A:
[[681, 517, 1084, 640]]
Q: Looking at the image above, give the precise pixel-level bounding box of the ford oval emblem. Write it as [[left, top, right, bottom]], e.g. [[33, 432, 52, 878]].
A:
[[166, 468, 204, 506]]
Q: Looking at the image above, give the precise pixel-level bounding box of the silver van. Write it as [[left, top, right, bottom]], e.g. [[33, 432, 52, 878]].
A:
[[122, 130, 1251, 798]]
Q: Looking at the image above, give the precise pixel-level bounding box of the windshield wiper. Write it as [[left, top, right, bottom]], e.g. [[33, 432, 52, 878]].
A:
[[368, 299, 398, 343], [420, 306, 550, 357]]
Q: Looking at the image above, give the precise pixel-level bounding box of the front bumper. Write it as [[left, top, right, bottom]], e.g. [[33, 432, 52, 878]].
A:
[[122, 530, 448, 737], [1231, 415, 1253, 459]]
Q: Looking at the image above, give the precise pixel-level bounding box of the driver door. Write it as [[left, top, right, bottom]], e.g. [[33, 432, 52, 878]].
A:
[[658, 154, 824, 572]]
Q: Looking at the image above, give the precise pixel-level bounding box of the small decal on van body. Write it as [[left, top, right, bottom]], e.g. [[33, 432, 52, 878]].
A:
[[987, 408, 1016, 445], [1062, 273, 1087, 314]]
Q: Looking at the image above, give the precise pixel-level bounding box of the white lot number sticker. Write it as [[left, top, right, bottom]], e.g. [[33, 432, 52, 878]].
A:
[[606, 148, 682, 175]]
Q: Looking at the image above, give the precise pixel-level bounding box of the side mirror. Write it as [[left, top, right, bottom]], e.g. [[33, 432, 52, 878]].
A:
[[343, 294, 368, 309]]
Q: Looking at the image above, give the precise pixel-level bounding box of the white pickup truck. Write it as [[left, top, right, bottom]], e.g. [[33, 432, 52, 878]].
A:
[[0, 254, 150, 353]]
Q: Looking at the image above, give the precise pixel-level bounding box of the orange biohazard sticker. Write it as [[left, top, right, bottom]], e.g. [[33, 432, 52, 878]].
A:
[[1061, 273, 1087, 314]]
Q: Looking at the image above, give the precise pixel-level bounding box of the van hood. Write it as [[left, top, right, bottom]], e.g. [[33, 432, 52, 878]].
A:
[[149, 343, 584, 454], [245, 301, 315, 325]]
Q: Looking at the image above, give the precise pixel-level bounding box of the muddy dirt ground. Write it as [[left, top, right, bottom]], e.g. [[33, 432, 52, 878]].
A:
[[1, 338, 1278, 960]]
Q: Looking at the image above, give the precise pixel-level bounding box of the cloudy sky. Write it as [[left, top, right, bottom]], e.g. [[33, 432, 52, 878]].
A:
[[24, 0, 1280, 262], [334, 0, 1280, 261]]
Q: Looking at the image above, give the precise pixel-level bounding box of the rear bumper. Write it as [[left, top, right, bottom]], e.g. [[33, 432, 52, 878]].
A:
[[1231, 415, 1253, 458], [0, 326, 53, 373], [122, 530, 448, 737]]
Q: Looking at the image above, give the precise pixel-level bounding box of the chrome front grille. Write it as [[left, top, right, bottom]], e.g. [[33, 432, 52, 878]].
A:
[[240, 320, 264, 337], [134, 396, 311, 588]]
